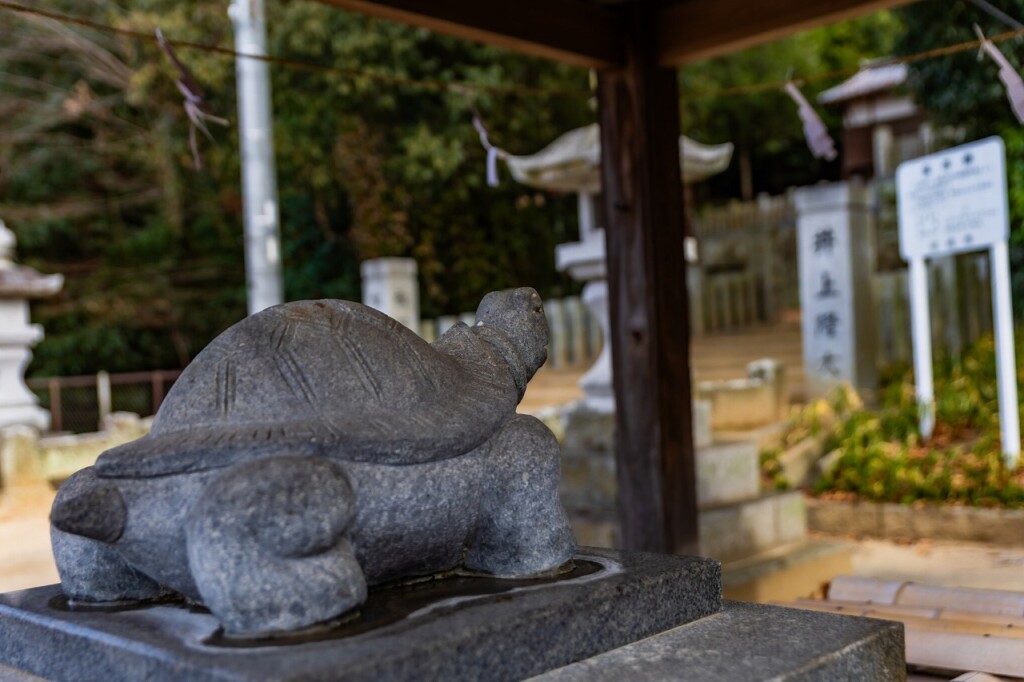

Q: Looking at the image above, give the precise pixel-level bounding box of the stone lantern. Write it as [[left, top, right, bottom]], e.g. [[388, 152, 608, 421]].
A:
[[0, 219, 63, 430], [503, 124, 733, 412]]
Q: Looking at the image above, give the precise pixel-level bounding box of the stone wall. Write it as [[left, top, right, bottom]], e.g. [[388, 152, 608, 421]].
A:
[[0, 413, 150, 490], [807, 498, 1024, 546]]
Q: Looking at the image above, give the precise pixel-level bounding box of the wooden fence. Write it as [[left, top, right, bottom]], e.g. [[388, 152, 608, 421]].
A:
[[691, 186, 997, 367], [690, 192, 798, 334], [416, 250, 994, 378], [27, 369, 182, 434], [24, 239, 998, 435], [873, 252, 994, 367]]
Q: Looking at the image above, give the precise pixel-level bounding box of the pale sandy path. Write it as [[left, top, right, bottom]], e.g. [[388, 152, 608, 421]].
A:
[[844, 535, 1024, 592], [518, 366, 585, 414], [0, 486, 58, 592]]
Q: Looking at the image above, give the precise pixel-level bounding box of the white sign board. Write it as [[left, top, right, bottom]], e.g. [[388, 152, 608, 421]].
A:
[[897, 137, 1008, 260], [895, 136, 1019, 468]]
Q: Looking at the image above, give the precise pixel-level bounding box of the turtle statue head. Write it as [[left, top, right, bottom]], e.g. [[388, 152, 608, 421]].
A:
[[475, 287, 549, 386]]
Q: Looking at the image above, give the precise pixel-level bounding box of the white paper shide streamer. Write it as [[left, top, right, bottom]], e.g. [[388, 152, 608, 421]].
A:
[[156, 28, 229, 170], [472, 114, 508, 187], [975, 25, 1024, 124], [784, 81, 837, 162]]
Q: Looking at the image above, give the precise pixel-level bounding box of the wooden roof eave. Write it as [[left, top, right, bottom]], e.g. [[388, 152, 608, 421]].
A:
[[658, 0, 918, 66], [316, 0, 624, 69], [316, 0, 917, 70]]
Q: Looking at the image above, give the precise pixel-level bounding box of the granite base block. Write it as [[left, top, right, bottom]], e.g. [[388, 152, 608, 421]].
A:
[[531, 600, 906, 681], [0, 548, 721, 682]]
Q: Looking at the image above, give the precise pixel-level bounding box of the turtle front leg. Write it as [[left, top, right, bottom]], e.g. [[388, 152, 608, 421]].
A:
[[186, 456, 367, 636], [465, 414, 576, 576], [51, 467, 166, 603]]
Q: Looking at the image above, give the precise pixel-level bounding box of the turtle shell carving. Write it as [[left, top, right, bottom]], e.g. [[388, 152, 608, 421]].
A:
[[97, 298, 528, 477]]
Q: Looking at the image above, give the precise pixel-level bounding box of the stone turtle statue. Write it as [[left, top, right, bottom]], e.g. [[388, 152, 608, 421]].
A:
[[50, 287, 576, 636]]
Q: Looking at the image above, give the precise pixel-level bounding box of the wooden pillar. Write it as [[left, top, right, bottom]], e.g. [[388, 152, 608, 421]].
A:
[[597, 1, 698, 554]]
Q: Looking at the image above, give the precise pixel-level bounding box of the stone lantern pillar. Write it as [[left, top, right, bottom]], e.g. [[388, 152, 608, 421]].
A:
[[502, 126, 732, 413], [360, 257, 420, 332], [0, 219, 64, 431], [555, 193, 614, 413]]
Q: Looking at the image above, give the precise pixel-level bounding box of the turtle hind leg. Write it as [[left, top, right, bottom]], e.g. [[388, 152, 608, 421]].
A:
[[51, 467, 165, 603], [465, 415, 576, 577], [186, 455, 367, 636]]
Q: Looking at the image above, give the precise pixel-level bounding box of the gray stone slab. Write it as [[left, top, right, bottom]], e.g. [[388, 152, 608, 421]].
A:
[[699, 491, 808, 562], [531, 600, 906, 682], [696, 440, 760, 507], [0, 548, 721, 682]]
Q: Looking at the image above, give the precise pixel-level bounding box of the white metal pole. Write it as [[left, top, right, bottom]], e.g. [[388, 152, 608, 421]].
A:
[[908, 256, 935, 439], [229, 0, 283, 315], [990, 240, 1020, 467]]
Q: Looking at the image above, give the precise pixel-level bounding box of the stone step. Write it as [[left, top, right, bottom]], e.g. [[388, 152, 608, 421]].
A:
[[721, 538, 854, 603], [566, 491, 809, 563], [690, 324, 805, 401], [699, 491, 808, 563], [561, 438, 760, 514], [695, 440, 760, 508], [696, 381, 787, 430], [532, 599, 904, 682]]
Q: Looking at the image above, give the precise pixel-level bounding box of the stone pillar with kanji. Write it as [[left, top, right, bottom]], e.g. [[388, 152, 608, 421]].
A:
[[360, 257, 420, 333], [794, 180, 877, 398]]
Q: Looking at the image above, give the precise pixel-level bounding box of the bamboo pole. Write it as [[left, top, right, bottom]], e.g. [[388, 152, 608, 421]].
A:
[[780, 601, 1024, 639], [828, 576, 1024, 617], [792, 598, 1024, 628]]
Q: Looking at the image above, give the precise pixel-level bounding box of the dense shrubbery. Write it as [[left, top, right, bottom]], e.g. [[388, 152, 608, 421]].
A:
[[767, 334, 1024, 507]]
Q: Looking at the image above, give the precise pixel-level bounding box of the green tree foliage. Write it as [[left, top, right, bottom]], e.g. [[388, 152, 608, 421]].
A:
[[680, 11, 903, 200], [893, 0, 1024, 133], [2, 0, 242, 375], [893, 0, 1024, 315], [1, 0, 590, 376], [261, 2, 592, 308]]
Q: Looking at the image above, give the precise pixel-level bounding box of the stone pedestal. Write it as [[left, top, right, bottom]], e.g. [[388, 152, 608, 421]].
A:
[[359, 257, 419, 332], [0, 549, 722, 682], [794, 181, 877, 398], [556, 228, 613, 413], [0, 548, 905, 682], [558, 406, 618, 547], [558, 401, 791, 556], [0, 219, 62, 431], [555, 399, 851, 604], [577, 280, 613, 412]]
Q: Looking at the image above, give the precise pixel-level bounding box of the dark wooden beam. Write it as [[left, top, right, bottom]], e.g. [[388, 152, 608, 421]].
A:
[[598, 3, 698, 554], [657, 0, 916, 66], [317, 0, 623, 68]]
